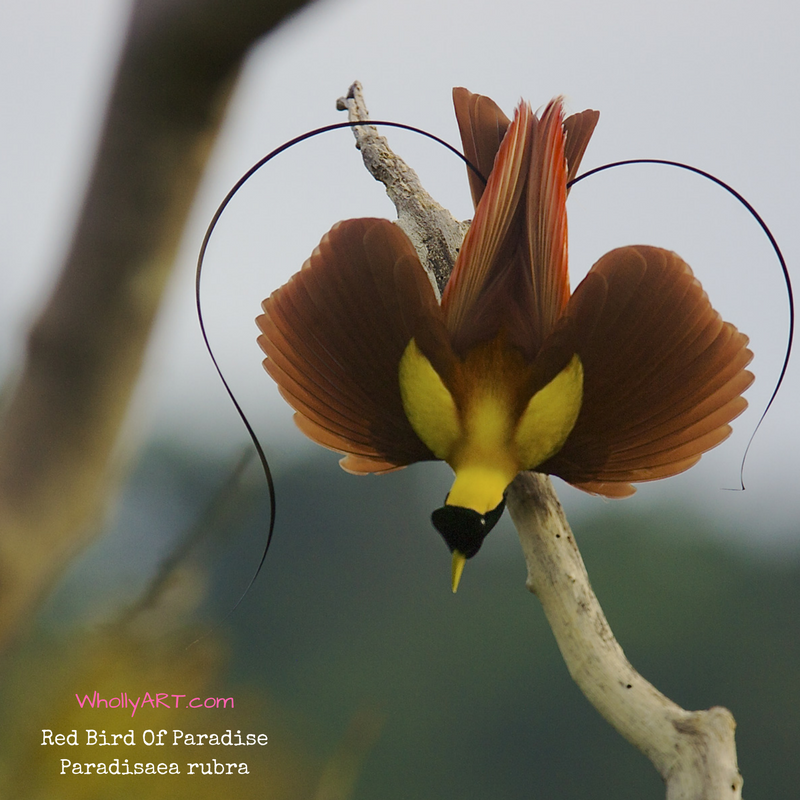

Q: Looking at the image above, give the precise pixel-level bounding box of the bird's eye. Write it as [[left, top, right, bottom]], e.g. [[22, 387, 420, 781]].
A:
[[431, 497, 506, 558]]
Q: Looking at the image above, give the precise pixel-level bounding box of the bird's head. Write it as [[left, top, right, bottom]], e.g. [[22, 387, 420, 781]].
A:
[[431, 497, 506, 592]]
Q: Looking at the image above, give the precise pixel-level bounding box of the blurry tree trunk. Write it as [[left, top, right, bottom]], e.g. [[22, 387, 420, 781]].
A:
[[0, 0, 313, 650]]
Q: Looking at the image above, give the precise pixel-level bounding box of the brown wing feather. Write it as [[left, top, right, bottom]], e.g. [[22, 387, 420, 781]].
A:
[[257, 218, 441, 472], [563, 109, 600, 186], [452, 88, 599, 202], [525, 99, 571, 343], [540, 245, 753, 495], [452, 87, 511, 208], [442, 101, 534, 351], [445, 97, 599, 360]]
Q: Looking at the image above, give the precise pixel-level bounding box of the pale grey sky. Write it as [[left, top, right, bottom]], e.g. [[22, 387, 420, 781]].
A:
[[2, 0, 799, 545]]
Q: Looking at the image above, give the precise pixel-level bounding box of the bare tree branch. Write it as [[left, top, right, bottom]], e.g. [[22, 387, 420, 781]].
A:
[[337, 81, 470, 297], [0, 0, 314, 649], [507, 473, 742, 799], [343, 83, 743, 799]]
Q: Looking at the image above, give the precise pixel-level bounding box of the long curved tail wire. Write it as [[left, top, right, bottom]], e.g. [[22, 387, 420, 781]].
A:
[[569, 159, 794, 490], [196, 132, 790, 611], [195, 120, 483, 610]]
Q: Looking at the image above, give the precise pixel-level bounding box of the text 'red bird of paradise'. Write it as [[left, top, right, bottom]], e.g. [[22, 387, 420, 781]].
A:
[[256, 88, 753, 591]]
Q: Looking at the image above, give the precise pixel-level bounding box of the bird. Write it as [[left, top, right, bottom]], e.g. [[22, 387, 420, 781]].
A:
[[255, 88, 754, 592]]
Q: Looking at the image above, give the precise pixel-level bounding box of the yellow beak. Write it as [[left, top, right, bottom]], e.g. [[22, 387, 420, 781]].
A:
[[451, 551, 467, 593]]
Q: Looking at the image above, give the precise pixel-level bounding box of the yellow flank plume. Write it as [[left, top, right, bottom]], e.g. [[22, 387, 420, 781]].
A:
[[398, 339, 460, 461], [514, 354, 584, 468]]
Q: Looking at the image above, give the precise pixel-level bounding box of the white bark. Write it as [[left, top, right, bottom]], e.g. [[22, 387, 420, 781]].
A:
[[507, 473, 742, 799], [345, 83, 744, 799], [337, 81, 470, 297]]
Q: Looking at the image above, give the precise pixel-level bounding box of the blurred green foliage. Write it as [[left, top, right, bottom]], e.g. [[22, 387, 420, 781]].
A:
[[9, 443, 800, 798]]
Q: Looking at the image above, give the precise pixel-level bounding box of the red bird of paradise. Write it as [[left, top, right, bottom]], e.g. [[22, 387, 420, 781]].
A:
[[256, 88, 753, 591]]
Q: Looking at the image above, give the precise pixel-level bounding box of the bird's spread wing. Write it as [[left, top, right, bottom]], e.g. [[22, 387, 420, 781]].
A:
[[540, 245, 754, 496], [257, 218, 445, 474]]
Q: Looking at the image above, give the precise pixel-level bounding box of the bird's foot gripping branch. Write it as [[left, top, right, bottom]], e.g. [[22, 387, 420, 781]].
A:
[[254, 81, 747, 797]]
